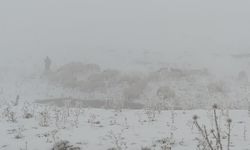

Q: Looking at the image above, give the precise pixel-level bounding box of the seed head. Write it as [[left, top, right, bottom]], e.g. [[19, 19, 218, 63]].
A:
[[193, 115, 198, 120], [212, 104, 218, 109], [210, 129, 215, 133], [227, 118, 232, 123]]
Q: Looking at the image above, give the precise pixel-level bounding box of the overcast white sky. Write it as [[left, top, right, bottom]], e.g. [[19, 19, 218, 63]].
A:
[[0, 0, 250, 71]]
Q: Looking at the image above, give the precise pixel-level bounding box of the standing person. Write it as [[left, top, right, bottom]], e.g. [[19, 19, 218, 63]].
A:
[[44, 56, 52, 75], [13, 94, 19, 106]]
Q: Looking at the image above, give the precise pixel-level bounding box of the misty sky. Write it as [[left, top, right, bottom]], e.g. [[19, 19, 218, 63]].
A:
[[1, 0, 250, 71]]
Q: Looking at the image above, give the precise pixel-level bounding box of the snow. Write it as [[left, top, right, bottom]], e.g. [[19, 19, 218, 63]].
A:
[[1, 51, 250, 149], [0, 100, 250, 150]]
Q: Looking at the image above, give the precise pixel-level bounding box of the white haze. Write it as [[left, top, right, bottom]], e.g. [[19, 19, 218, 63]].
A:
[[0, 0, 250, 75]]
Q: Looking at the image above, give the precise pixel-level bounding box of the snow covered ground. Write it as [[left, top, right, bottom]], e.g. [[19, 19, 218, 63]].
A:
[[1, 50, 250, 149], [2, 0, 250, 149], [0, 101, 250, 150]]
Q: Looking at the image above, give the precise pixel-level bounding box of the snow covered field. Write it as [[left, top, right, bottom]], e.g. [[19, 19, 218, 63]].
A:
[[0, 101, 250, 150], [1, 53, 250, 149], [2, 0, 250, 149]]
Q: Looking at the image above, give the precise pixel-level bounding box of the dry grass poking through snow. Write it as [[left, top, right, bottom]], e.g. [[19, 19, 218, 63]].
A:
[[0, 101, 250, 150]]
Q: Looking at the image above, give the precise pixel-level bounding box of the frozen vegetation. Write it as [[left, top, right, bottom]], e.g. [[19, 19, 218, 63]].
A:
[[1, 0, 250, 149], [1, 56, 250, 150], [0, 98, 250, 149]]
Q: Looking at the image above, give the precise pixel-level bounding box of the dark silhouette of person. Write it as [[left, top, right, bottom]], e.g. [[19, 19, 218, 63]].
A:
[[44, 56, 52, 74]]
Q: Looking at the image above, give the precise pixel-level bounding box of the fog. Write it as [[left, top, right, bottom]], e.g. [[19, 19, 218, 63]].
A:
[[1, 0, 250, 74], [2, 2, 250, 149]]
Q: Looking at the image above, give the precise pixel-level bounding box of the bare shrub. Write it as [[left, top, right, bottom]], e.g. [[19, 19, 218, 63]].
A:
[[39, 109, 50, 127], [107, 131, 127, 150], [52, 140, 80, 150], [155, 137, 174, 150], [141, 146, 151, 150], [3, 106, 17, 122], [193, 104, 232, 150]]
